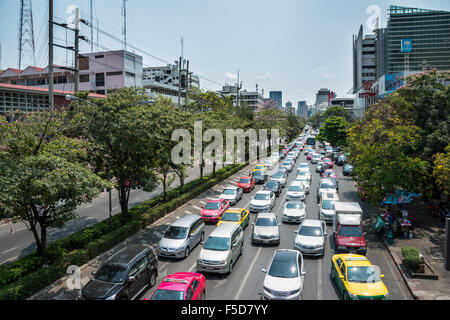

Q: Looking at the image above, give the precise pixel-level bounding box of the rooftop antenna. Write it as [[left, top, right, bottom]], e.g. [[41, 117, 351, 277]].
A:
[[90, 0, 93, 52], [122, 0, 127, 51], [18, 0, 36, 69]]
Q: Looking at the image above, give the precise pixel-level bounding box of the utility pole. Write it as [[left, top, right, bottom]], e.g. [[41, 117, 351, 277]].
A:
[[177, 57, 182, 108], [236, 69, 242, 108], [122, 0, 127, 51], [90, 0, 94, 52], [48, 0, 54, 111], [185, 60, 190, 109], [74, 8, 80, 92]]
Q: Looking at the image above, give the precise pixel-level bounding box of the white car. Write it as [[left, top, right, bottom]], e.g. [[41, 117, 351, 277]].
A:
[[263, 159, 274, 169], [251, 212, 281, 245], [286, 182, 306, 201], [219, 186, 243, 206], [311, 153, 321, 164], [282, 201, 306, 223], [317, 178, 338, 203], [297, 162, 309, 170], [281, 160, 294, 172], [294, 219, 327, 257], [296, 170, 312, 183], [249, 190, 276, 213], [319, 192, 340, 222], [271, 171, 287, 188], [260, 249, 305, 300], [294, 177, 310, 194]]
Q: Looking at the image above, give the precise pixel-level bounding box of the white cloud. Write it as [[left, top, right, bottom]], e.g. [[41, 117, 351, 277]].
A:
[[224, 72, 237, 80], [314, 66, 336, 79], [258, 72, 273, 80]]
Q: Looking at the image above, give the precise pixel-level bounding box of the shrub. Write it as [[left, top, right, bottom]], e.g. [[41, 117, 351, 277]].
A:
[[401, 246, 422, 272]]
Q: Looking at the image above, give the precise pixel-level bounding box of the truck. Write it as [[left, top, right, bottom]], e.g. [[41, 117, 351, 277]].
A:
[[333, 202, 367, 255]]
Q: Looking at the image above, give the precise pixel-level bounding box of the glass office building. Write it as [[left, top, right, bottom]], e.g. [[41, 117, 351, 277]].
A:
[[269, 91, 282, 108], [385, 5, 450, 73]]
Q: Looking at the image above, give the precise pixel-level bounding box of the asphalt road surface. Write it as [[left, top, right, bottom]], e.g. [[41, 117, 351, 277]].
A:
[[137, 148, 412, 300]]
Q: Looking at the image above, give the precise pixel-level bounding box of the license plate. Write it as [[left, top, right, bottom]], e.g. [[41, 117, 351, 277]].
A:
[[263, 240, 269, 244]]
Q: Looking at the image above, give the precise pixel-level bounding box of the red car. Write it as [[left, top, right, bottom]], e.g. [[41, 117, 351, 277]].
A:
[[335, 224, 367, 255], [149, 272, 206, 300], [322, 157, 334, 168], [237, 176, 256, 192], [322, 169, 337, 179], [200, 199, 229, 222], [306, 153, 312, 160]]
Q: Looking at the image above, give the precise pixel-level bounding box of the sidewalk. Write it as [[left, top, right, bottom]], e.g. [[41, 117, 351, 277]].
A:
[[375, 202, 450, 300]]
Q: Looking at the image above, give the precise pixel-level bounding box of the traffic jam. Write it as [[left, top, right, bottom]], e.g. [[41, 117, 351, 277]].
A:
[[79, 130, 391, 301]]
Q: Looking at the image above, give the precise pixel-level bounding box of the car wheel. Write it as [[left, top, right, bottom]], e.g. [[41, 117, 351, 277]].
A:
[[149, 270, 157, 287], [200, 232, 205, 244], [185, 246, 190, 257], [201, 291, 206, 300], [229, 260, 233, 273], [240, 244, 244, 256], [343, 291, 348, 300]]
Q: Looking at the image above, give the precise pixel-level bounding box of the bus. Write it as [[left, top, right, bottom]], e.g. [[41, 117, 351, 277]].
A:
[[306, 136, 316, 147]]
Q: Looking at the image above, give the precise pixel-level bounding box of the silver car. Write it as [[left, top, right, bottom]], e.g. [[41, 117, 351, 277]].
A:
[[270, 172, 287, 188], [219, 186, 243, 206], [260, 249, 305, 300], [158, 215, 205, 258], [286, 182, 306, 201], [294, 219, 327, 257], [282, 201, 306, 223], [251, 212, 281, 245], [249, 190, 276, 213], [197, 223, 244, 274]]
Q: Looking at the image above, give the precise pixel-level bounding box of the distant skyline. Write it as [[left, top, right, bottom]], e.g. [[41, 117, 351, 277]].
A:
[[1, 0, 449, 105]]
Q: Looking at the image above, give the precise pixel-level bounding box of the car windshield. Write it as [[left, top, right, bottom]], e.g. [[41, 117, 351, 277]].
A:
[[322, 200, 337, 210], [254, 193, 269, 200], [164, 226, 188, 239], [298, 226, 322, 237], [299, 164, 308, 168], [286, 202, 302, 209], [221, 212, 240, 222], [265, 181, 278, 189], [338, 226, 363, 237], [345, 165, 353, 170], [204, 202, 220, 210], [255, 217, 277, 226], [289, 185, 303, 192], [203, 236, 230, 251], [95, 265, 128, 283], [347, 266, 381, 283], [313, 155, 321, 158], [239, 178, 250, 184], [272, 173, 284, 179], [151, 289, 185, 300], [268, 257, 298, 278], [282, 162, 290, 166], [253, 171, 264, 177], [298, 171, 307, 176], [320, 183, 335, 189], [222, 189, 236, 195], [255, 166, 265, 170]]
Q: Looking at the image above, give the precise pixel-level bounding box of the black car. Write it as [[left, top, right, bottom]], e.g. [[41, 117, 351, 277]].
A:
[[80, 245, 158, 300], [336, 155, 347, 166], [252, 170, 268, 184], [343, 164, 353, 176], [264, 180, 282, 197]]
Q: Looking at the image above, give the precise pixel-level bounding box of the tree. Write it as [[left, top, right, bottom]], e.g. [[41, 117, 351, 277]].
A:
[[322, 106, 351, 122], [0, 112, 107, 265], [317, 116, 349, 147], [433, 144, 450, 200]]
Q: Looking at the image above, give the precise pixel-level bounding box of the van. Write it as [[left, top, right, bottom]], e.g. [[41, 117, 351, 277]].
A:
[[197, 223, 244, 274], [332, 202, 363, 232], [319, 192, 340, 223]]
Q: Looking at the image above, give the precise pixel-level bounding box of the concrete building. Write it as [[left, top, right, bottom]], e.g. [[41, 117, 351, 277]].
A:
[[297, 101, 307, 118], [330, 97, 355, 117], [269, 91, 282, 109], [315, 88, 331, 106], [218, 85, 264, 111], [285, 101, 295, 115], [352, 25, 377, 94]]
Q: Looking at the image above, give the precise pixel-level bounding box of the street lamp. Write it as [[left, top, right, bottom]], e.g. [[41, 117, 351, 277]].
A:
[[65, 94, 154, 230]]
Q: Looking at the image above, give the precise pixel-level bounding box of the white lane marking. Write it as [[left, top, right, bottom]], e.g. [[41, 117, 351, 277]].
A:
[[188, 262, 197, 272], [1, 247, 18, 254], [15, 227, 27, 232], [192, 205, 202, 211], [318, 254, 322, 300], [2, 256, 19, 263], [199, 201, 206, 205], [234, 246, 262, 300], [185, 211, 194, 215], [112, 206, 119, 210]]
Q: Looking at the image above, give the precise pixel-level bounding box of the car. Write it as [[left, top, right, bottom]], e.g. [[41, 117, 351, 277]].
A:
[[336, 155, 347, 166], [343, 164, 354, 176], [197, 223, 244, 274], [217, 208, 250, 229], [219, 186, 243, 206], [334, 223, 367, 255], [200, 199, 230, 223], [149, 272, 206, 300], [319, 150, 326, 158], [276, 166, 288, 176], [317, 178, 338, 203], [322, 169, 337, 179], [252, 170, 268, 184], [311, 153, 321, 164], [294, 176, 310, 194], [282, 201, 306, 223], [319, 192, 340, 223], [263, 159, 274, 169], [260, 249, 305, 300], [306, 153, 313, 161], [253, 164, 267, 172], [80, 245, 158, 300], [264, 180, 282, 197], [281, 160, 294, 172], [330, 254, 390, 300], [249, 190, 276, 213], [286, 181, 306, 201], [318, 142, 325, 149], [237, 176, 255, 192], [252, 212, 281, 245], [271, 171, 287, 188], [322, 158, 334, 169], [296, 169, 311, 182], [158, 215, 205, 258], [297, 162, 309, 171], [294, 219, 327, 256], [316, 161, 327, 174]]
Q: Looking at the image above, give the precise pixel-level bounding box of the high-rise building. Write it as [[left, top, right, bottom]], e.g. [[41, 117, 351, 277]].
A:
[[352, 25, 377, 94], [269, 91, 282, 108], [297, 101, 307, 118], [315, 88, 331, 106]]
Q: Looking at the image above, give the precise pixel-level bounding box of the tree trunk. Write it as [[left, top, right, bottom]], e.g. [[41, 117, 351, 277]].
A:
[[213, 161, 216, 178], [40, 222, 47, 266], [163, 172, 167, 201], [118, 187, 129, 222]]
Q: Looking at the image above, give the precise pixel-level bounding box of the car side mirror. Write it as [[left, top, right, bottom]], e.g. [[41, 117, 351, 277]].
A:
[[200, 241, 204, 245], [92, 271, 96, 276], [262, 268, 267, 273], [252, 222, 255, 226], [301, 271, 306, 276], [380, 274, 385, 279], [232, 242, 237, 248], [339, 275, 344, 280], [128, 276, 136, 282], [201, 206, 204, 209]]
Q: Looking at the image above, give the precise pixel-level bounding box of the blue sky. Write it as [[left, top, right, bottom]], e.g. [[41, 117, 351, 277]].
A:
[[1, 0, 449, 105]]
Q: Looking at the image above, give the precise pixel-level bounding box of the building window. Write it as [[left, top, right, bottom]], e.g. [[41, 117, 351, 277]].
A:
[[54, 76, 67, 84], [125, 72, 135, 78], [79, 56, 89, 70], [95, 55, 104, 59], [96, 90, 105, 94], [106, 71, 123, 76], [95, 73, 105, 87], [79, 74, 89, 83]]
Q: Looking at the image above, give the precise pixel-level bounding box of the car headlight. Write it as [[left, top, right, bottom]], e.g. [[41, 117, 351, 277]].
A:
[[383, 292, 390, 300], [347, 292, 359, 300], [219, 260, 227, 265], [106, 292, 118, 300]]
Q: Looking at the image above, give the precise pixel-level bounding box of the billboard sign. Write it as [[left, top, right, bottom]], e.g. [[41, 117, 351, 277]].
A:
[[359, 92, 376, 98], [401, 39, 413, 53], [385, 72, 404, 93]]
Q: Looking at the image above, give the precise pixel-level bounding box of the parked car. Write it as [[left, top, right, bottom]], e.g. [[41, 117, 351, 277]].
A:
[[330, 254, 389, 300], [343, 164, 354, 176], [237, 176, 255, 193], [252, 212, 281, 245], [158, 215, 205, 258], [80, 245, 158, 300], [294, 219, 327, 257], [149, 272, 206, 300], [264, 180, 282, 197], [217, 208, 250, 229], [286, 181, 306, 201], [219, 186, 243, 206], [200, 199, 230, 223], [252, 170, 268, 184], [282, 201, 306, 223], [197, 223, 244, 274], [250, 190, 276, 213], [260, 249, 305, 300]]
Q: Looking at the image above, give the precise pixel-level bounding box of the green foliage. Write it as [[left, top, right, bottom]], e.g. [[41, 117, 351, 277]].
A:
[[401, 246, 422, 272], [433, 144, 450, 199], [317, 116, 349, 147]]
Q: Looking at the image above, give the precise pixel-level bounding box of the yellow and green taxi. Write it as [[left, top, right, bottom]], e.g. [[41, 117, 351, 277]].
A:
[[330, 254, 390, 300], [217, 208, 250, 229], [253, 165, 267, 172]]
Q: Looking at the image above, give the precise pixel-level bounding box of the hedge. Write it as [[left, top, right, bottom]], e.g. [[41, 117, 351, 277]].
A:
[[0, 162, 248, 299], [401, 246, 422, 272]]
